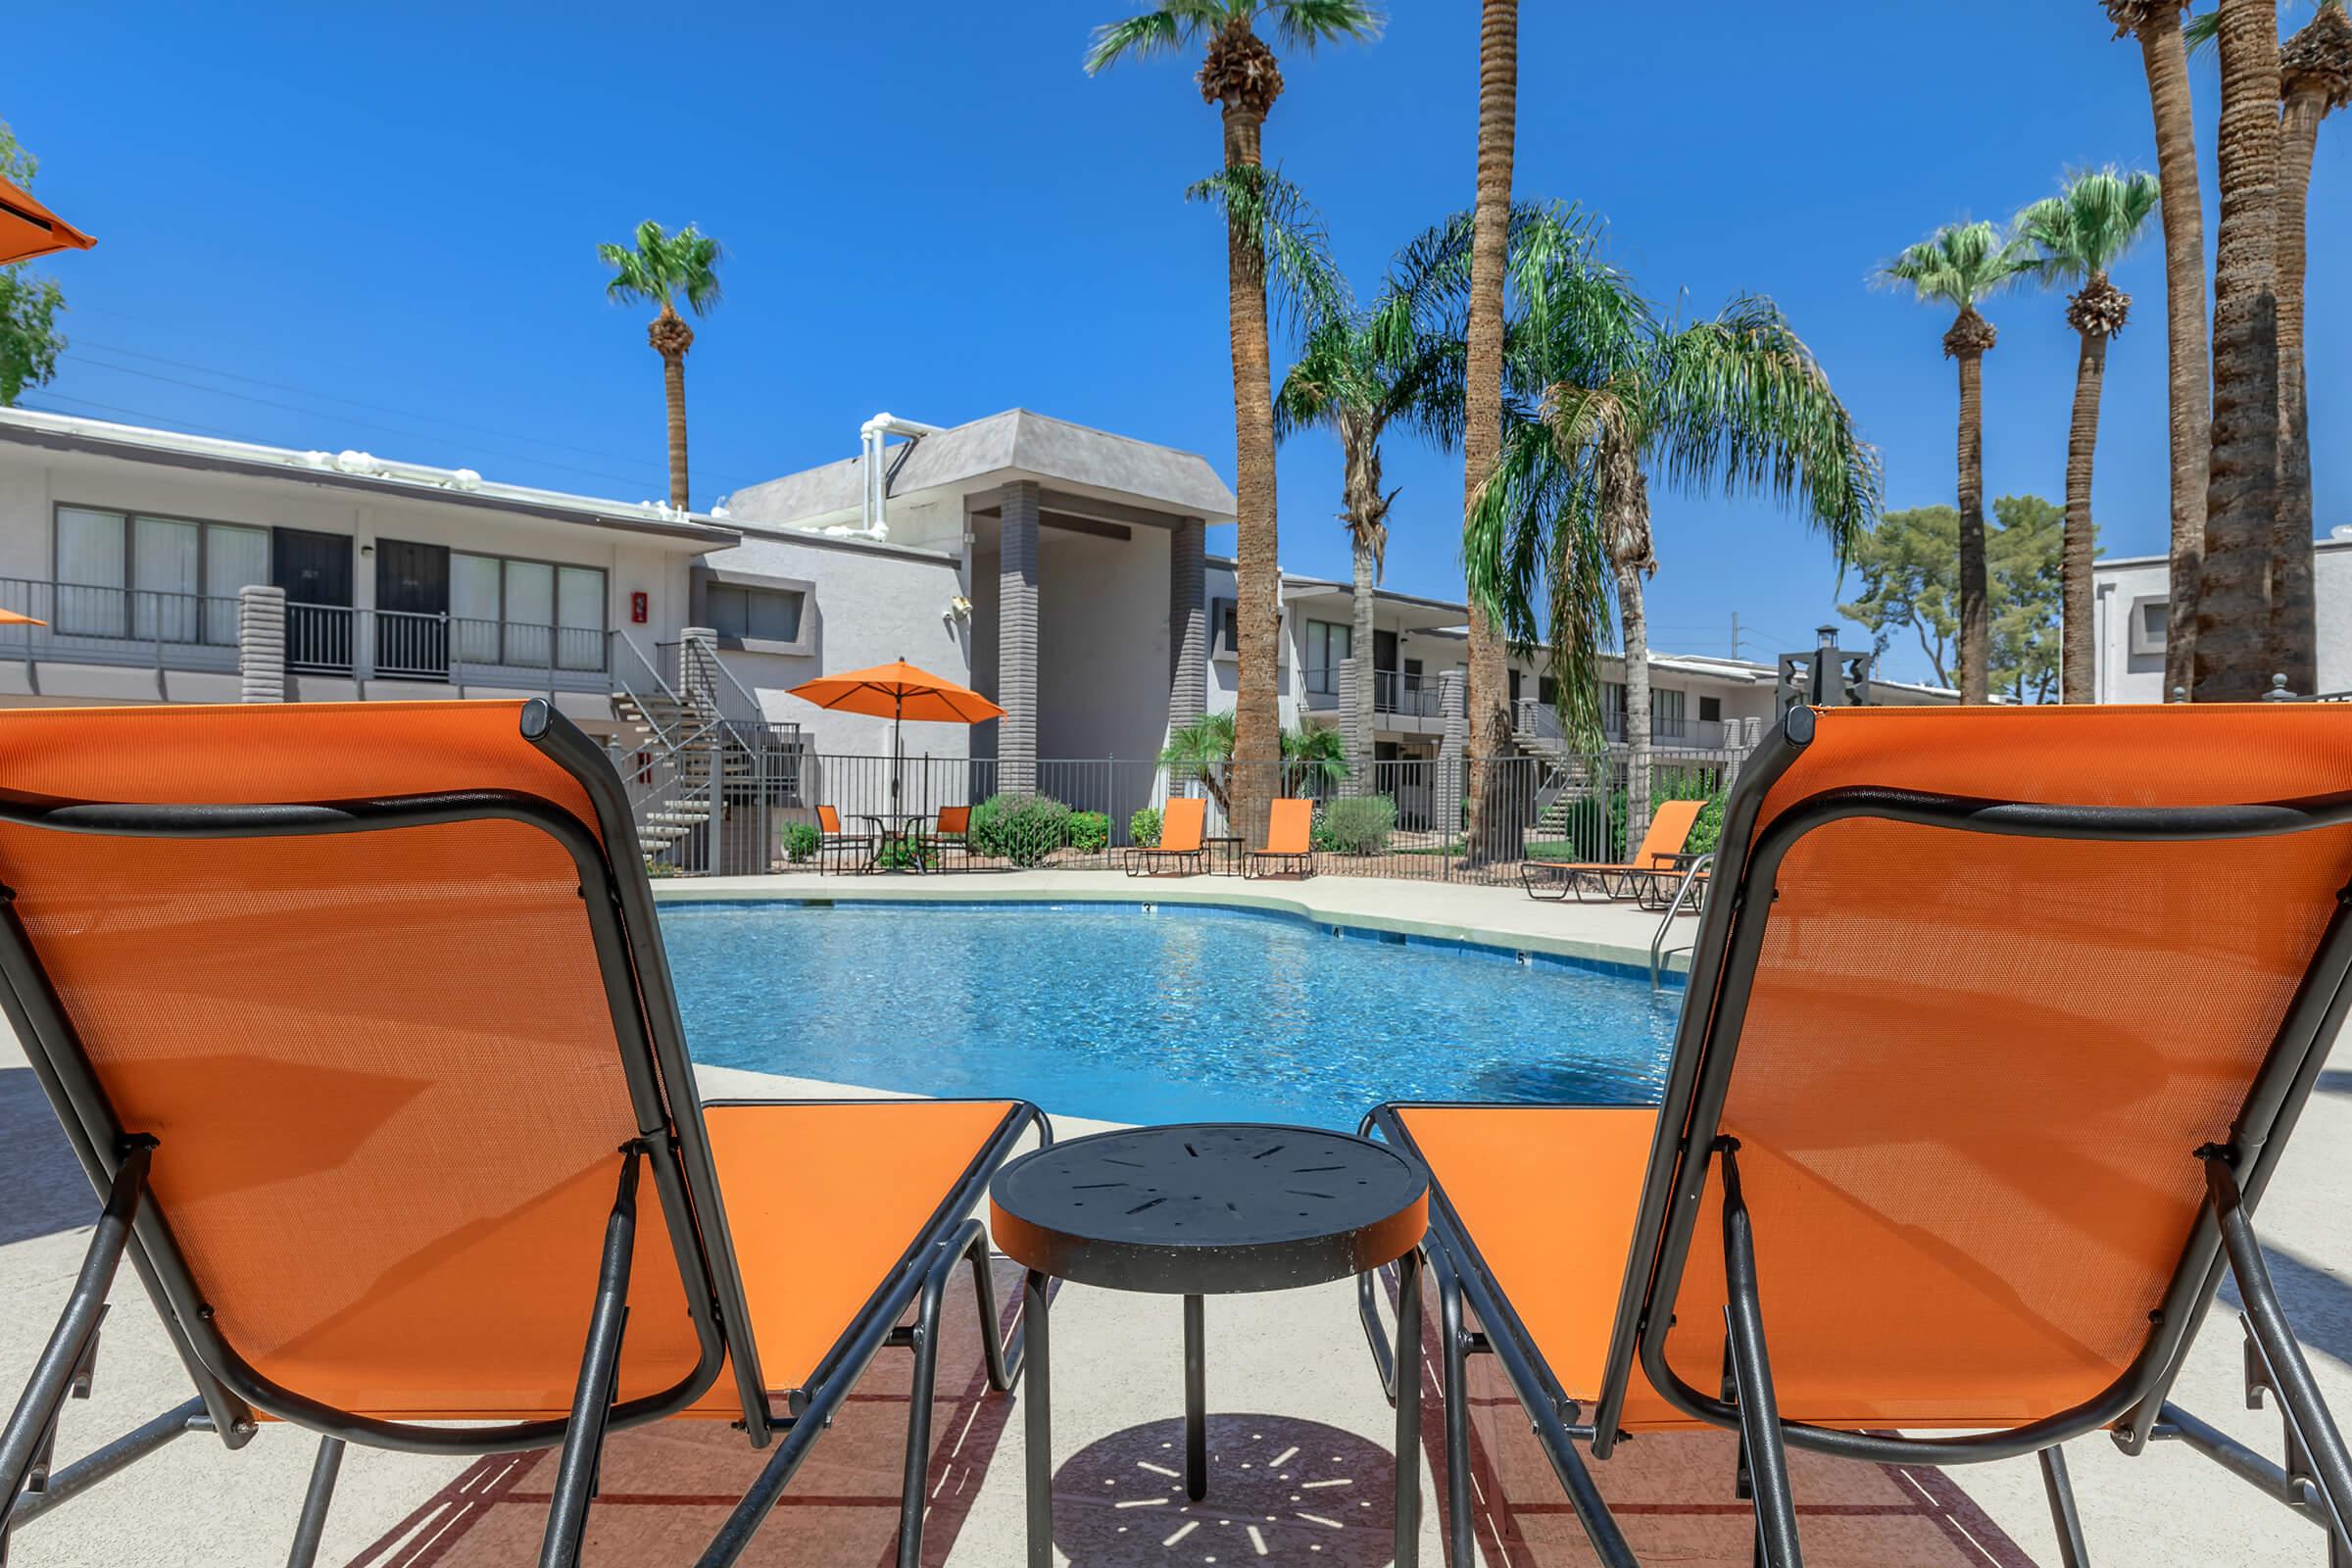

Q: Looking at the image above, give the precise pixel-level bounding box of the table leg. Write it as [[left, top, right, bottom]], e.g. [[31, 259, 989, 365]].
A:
[[1024, 1269, 1053, 1568], [1395, 1248, 1424, 1568], [1184, 1294, 1206, 1501]]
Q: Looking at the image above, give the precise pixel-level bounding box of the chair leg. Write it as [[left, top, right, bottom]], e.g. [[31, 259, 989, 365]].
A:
[[1718, 1140, 1803, 1568], [2037, 1446, 2090, 1568], [1022, 1269, 1053, 1568], [536, 1146, 643, 1568], [285, 1436, 345, 1568], [1, 1140, 152, 1518], [894, 1242, 956, 1568], [1394, 1246, 1424, 1568], [1432, 1249, 1476, 1568], [1183, 1295, 1207, 1501], [2207, 1152, 2352, 1552]]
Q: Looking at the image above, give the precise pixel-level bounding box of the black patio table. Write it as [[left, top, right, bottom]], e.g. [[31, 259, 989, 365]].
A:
[[989, 1122, 1431, 1566], [855, 811, 933, 873]]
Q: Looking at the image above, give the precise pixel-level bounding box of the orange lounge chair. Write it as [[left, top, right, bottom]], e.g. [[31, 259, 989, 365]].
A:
[[1244, 798, 1316, 879], [1126, 794, 1207, 877], [1368, 704, 2352, 1566], [0, 702, 1048, 1568], [1521, 797, 1705, 903]]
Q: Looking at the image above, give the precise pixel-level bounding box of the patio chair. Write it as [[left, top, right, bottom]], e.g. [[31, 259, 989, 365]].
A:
[[933, 803, 971, 871], [814, 802, 876, 873], [1244, 798, 1317, 880], [1520, 797, 1704, 904], [0, 701, 1048, 1568], [1364, 703, 2352, 1568], [1126, 795, 1207, 877]]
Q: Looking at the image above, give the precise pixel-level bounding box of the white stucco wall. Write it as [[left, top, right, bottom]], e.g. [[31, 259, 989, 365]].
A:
[[2094, 539, 2352, 703]]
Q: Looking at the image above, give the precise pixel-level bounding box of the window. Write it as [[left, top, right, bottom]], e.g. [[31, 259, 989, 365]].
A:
[[1210, 598, 1239, 660], [1538, 675, 1557, 707], [1304, 619, 1350, 697], [453, 552, 606, 670], [710, 583, 805, 643], [1698, 695, 1722, 723], [2129, 596, 2169, 658], [1653, 688, 1687, 739], [1602, 680, 1628, 735], [53, 506, 266, 644]]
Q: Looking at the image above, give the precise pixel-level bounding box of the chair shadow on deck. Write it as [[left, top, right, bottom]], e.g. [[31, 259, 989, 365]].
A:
[[0, 1066, 97, 1247]]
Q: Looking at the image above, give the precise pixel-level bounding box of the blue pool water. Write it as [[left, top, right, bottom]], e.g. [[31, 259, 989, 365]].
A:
[[659, 901, 1682, 1129]]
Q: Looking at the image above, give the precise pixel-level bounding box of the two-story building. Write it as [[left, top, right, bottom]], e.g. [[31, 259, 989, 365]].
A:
[[2091, 532, 2352, 703]]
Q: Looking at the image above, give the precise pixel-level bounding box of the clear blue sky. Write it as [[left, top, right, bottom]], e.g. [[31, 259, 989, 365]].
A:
[[9, 2, 2345, 687]]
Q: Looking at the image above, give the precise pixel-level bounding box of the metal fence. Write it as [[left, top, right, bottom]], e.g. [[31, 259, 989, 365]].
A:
[[624, 743, 1746, 883]]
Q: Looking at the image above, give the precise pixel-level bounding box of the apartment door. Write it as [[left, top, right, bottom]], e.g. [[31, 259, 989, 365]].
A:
[[373, 539, 450, 680], [273, 528, 353, 672], [1372, 629, 1398, 712]]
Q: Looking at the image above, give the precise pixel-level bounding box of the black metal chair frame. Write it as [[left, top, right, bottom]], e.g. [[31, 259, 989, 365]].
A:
[[0, 702, 1049, 1568], [1362, 706, 2352, 1568], [816, 809, 876, 875], [1242, 846, 1315, 880], [1124, 844, 1207, 877]]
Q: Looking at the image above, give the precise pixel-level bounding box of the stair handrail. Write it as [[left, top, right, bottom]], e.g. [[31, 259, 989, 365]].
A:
[[1649, 852, 1712, 990]]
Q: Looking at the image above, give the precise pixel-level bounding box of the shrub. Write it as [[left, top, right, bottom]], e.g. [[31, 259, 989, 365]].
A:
[[1312, 794, 1396, 855], [969, 792, 1074, 868], [1128, 806, 1162, 849], [783, 820, 821, 863], [1067, 810, 1110, 855], [873, 834, 935, 872]]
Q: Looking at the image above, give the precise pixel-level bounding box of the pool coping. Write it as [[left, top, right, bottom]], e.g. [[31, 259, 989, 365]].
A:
[[650, 873, 1690, 979]]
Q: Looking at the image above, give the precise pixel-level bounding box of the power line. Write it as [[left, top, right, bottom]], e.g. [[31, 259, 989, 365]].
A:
[[20, 392, 265, 444]]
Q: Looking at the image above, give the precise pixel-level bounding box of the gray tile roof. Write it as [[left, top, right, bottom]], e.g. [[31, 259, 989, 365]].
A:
[[723, 409, 1237, 526]]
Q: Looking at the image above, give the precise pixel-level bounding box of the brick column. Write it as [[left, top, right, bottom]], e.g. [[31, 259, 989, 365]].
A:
[[238, 585, 288, 703], [1435, 668, 1467, 841], [998, 480, 1041, 794], [1167, 515, 1205, 742]]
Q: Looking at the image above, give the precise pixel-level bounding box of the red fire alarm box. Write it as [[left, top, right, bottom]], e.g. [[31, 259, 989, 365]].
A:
[[630, 591, 649, 624]]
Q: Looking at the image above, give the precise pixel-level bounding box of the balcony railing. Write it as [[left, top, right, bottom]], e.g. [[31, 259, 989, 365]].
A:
[[0, 577, 611, 693], [1374, 670, 1442, 718], [1510, 696, 1739, 751]]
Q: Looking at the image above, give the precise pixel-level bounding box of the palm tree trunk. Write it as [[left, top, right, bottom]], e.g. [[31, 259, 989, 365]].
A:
[[1461, 0, 1518, 863], [2269, 84, 2323, 696], [1954, 333, 1991, 705], [2129, 5, 2211, 700], [2195, 0, 2285, 701], [662, 350, 689, 510], [1610, 454, 1654, 858], [1222, 100, 1281, 845], [2062, 323, 2109, 702], [1348, 518, 1377, 793]]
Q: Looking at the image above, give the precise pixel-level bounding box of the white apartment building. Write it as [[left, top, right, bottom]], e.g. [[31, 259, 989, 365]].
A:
[[2091, 533, 2352, 703]]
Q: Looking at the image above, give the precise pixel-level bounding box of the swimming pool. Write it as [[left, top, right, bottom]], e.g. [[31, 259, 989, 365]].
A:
[[659, 901, 1682, 1129]]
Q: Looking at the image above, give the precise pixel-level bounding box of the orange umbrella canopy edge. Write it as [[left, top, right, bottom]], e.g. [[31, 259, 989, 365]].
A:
[[0, 174, 96, 267], [784, 660, 1004, 724]]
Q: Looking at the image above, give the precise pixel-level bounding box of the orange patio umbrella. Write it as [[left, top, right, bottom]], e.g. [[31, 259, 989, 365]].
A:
[[0, 609, 45, 627], [0, 174, 95, 267], [785, 658, 1004, 807]]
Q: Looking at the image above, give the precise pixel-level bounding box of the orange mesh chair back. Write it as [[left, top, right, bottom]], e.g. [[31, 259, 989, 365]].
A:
[[817, 804, 846, 835], [936, 805, 970, 836], [0, 702, 759, 1442], [1629, 798, 1703, 868], [1260, 799, 1312, 857], [1158, 796, 1206, 854], [1592, 704, 2352, 1452]]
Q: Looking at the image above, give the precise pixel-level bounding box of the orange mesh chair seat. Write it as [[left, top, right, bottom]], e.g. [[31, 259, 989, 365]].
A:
[[1126, 795, 1207, 877], [1369, 705, 2352, 1567], [1243, 798, 1316, 879], [1522, 798, 1705, 904], [0, 702, 1046, 1568]]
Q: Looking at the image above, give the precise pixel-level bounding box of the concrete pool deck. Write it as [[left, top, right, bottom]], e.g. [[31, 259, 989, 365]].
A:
[[1, 872, 2348, 1565]]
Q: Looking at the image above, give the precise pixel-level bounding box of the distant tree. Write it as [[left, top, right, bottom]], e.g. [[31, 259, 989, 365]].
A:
[[598, 220, 722, 511], [0, 122, 68, 409], [1159, 710, 1349, 817], [1839, 496, 2068, 702]]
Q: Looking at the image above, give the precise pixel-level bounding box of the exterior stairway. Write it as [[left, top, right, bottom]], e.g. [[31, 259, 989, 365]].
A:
[[608, 633, 800, 872]]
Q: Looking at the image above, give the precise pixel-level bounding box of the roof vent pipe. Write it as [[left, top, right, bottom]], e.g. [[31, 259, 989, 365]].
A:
[[855, 413, 947, 540]]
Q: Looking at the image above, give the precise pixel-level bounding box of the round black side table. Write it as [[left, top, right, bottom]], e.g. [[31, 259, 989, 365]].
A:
[[990, 1123, 1431, 1567]]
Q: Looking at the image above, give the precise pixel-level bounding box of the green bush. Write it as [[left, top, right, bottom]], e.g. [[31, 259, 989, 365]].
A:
[[1129, 806, 1162, 849], [783, 820, 821, 863], [969, 792, 1074, 868], [873, 834, 935, 872], [1313, 794, 1395, 855], [1556, 775, 1725, 861], [1067, 810, 1110, 854]]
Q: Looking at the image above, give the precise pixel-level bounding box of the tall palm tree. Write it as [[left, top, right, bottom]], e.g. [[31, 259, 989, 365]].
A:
[[597, 220, 722, 512], [1470, 211, 1879, 853], [1087, 1, 1383, 843], [2195, 0, 2286, 699], [1880, 222, 2035, 704], [1274, 269, 1464, 784], [2016, 169, 2162, 703], [2107, 1, 2210, 699], [1460, 0, 1519, 861]]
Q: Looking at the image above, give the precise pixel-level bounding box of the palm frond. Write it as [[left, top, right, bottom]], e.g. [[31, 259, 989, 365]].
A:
[[1263, 0, 1387, 51], [2015, 167, 2162, 284], [598, 220, 723, 316], [1185, 162, 1351, 337], [1085, 9, 1204, 72], [1463, 414, 1613, 753], [1876, 220, 2035, 311]]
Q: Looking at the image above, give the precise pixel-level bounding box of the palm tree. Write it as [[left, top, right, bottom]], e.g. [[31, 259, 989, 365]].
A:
[[2016, 169, 2162, 703], [2195, 0, 2286, 699], [2106, 1, 2210, 700], [1460, 0, 1519, 862], [1087, 1, 1383, 844], [1274, 268, 1464, 785], [1879, 222, 2035, 704], [1158, 710, 1349, 818], [597, 220, 722, 512], [1469, 211, 1879, 854]]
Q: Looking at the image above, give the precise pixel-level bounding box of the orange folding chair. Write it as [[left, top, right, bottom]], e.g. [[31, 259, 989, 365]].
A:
[[1126, 795, 1208, 877], [0, 701, 1046, 1568], [1370, 704, 2352, 1566], [1244, 798, 1317, 879]]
